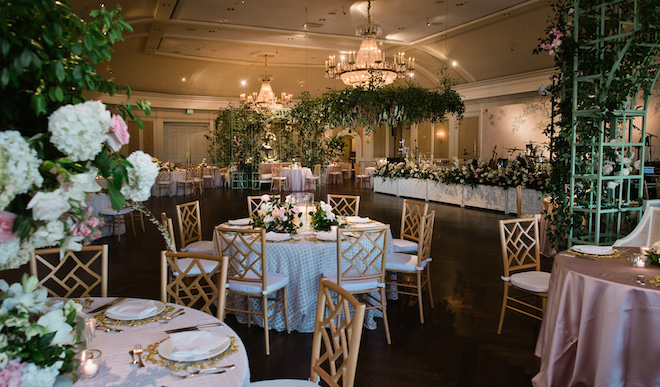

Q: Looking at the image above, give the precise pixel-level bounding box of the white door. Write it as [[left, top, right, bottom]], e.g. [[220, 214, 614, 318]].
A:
[[164, 123, 209, 165]]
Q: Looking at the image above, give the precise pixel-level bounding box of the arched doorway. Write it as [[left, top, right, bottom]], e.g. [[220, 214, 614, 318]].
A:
[[335, 128, 362, 163]]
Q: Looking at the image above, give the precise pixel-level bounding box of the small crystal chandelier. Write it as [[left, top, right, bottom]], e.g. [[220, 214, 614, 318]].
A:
[[240, 54, 293, 109], [325, 1, 414, 88]]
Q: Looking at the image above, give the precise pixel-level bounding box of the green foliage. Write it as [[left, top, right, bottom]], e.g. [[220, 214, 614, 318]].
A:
[[209, 105, 268, 172]]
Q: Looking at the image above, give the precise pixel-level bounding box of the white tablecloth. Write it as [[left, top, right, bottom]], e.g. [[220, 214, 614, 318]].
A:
[[56, 297, 250, 387], [151, 171, 187, 197], [212, 221, 395, 333], [533, 248, 660, 386], [281, 168, 312, 191]]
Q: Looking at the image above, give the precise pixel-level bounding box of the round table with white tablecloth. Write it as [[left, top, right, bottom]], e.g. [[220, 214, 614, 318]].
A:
[[212, 219, 395, 333], [55, 297, 250, 387], [281, 167, 312, 191]]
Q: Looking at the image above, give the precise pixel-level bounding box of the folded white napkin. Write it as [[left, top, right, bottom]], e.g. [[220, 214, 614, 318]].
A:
[[106, 300, 158, 319], [266, 232, 289, 241], [572, 245, 614, 255], [228, 218, 251, 226], [346, 216, 370, 223], [315, 231, 337, 241], [169, 331, 229, 360]]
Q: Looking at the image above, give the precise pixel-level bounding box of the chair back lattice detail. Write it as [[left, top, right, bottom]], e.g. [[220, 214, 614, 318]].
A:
[[310, 279, 366, 387], [336, 226, 389, 287], [400, 199, 429, 241], [417, 211, 435, 265], [247, 195, 281, 218], [271, 164, 283, 177], [31, 245, 108, 298], [157, 170, 171, 183], [215, 226, 267, 292], [176, 201, 204, 249], [161, 251, 228, 318], [499, 218, 541, 277], [327, 195, 360, 217]]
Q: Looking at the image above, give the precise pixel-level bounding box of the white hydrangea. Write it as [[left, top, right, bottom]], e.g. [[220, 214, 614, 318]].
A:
[[0, 131, 44, 211], [0, 237, 33, 271], [48, 100, 111, 162], [31, 220, 65, 249], [121, 151, 159, 202], [19, 362, 60, 387]]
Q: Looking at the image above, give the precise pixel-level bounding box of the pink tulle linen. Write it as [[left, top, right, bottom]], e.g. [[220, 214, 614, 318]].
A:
[[533, 247, 660, 386]]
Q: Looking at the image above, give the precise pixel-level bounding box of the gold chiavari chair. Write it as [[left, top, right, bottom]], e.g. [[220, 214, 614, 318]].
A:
[[270, 164, 288, 192], [327, 194, 360, 217], [31, 245, 108, 297], [177, 167, 202, 195], [175, 200, 214, 254], [322, 225, 391, 344], [251, 278, 366, 387], [215, 226, 290, 355], [391, 199, 429, 253], [497, 217, 550, 334], [161, 251, 228, 318], [304, 164, 322, 191], [385, 211, 435, 323]]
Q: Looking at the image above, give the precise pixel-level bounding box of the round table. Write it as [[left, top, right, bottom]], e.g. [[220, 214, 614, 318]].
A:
[[533, 247, 660, 386], [281, 167, 312, 191], [56, 298, 250, 387], [213, 220, 395, 333]]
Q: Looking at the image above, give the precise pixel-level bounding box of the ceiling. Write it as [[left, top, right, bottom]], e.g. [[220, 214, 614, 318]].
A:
[[69, 0, 556, 100]]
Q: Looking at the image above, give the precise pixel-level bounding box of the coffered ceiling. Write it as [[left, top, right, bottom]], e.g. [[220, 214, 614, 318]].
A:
[[69, 0, 555, 100]]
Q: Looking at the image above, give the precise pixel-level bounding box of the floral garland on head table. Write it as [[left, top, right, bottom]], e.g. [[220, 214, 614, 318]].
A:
[[373, 157, 550, 191]]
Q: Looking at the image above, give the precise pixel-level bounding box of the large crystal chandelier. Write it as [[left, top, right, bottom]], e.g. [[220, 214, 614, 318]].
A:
[[240, 55, 293, 109], [325, 1, 414, 88]]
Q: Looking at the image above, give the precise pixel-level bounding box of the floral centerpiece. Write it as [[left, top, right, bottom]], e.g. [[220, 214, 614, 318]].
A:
[[251, 195, 302, 234], [155, 158, 178, 172], [646, 241, 660, 266], [0, 275, 82, 386], [309, 201, 339, 231]]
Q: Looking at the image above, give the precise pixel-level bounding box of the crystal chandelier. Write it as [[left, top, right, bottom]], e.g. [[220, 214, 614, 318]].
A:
[[325, 1, 414, 88], [240, 55, 293, 109]]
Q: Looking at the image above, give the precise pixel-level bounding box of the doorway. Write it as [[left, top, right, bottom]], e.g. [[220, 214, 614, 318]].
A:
[[163, 123, 209, 165]]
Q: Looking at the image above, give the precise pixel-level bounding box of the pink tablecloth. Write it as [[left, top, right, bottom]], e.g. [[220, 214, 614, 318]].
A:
[[533, 247, 660, 386], [281, 167, 311, 191]]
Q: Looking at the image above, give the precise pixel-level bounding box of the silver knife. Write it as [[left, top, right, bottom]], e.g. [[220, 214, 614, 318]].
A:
[[88, 297, 127, 314], [165, 322, 223, 334]]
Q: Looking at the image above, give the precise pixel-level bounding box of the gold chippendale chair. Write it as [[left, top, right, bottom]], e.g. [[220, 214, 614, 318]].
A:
[[161, 251, 228, 318], [251, 278, 366, 387], [175, 200, 214, 254], [327, 194, 360, 217], [31, 245, 108, 297], [391, 199, 429, 253], [215, 226, 291, 355], [247, 195, 281, 218], [156, 170, 173, 197], [386, 211, 436, 323], [497, 217, 550, 334]]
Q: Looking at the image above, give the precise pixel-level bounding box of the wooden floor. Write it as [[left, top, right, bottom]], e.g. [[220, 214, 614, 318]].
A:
[[3, 179, 551, 386]]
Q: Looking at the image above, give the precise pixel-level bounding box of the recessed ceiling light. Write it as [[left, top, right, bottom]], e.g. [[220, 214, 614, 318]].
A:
[[182, 77, 186, 81], [451, 60, 458, 67], [241, 80, 246, 86]]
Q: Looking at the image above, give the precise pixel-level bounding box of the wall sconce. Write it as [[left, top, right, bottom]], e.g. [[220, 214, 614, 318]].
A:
[[436, 130, 445, 141]]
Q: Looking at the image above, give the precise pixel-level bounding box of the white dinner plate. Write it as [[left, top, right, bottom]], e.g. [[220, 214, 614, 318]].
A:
[[158, 331, 230, 362], [266, 232, 291, 242], [345, 216, 371, 223], [228, 218, 252, 226], [572, 245, 615, 255], [105, 300, 166, 321]]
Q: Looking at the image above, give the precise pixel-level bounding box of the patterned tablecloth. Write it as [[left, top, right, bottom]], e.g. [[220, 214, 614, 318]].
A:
[[55, 297, 250, 387], [212, 221, 395, 333]]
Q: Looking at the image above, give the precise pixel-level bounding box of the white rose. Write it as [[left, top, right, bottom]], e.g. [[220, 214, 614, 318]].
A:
[[66, 167, 102, 202], [260, 194, 271, 202], [27, 190, 70, 221], [652, 240, 660, 254]]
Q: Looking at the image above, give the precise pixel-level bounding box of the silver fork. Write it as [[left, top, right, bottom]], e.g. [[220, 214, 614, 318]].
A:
[[133, 344, 145, 368], [160, 308, 185, 324]]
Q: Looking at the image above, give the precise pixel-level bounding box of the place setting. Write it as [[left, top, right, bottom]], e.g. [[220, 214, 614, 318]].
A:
[[91, 298, 181, 327]]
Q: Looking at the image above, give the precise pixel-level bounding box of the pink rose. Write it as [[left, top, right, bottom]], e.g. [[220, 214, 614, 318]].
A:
[[107, 114, 130, 151], [0, 211, 17, 243], [87, 216, 101, 228]]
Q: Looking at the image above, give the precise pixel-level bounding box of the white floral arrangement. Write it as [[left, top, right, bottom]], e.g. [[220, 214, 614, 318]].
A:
[[309, 201, 339, 231], [0, 275, 82, 386], [0, 101, 158, 270], [251, 194, 302, 234]]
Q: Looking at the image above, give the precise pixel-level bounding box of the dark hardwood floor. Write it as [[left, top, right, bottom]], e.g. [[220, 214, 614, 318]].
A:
[[2, 180, 550, 386]]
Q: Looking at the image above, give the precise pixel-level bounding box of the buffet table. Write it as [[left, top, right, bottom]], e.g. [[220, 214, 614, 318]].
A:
[[533, 247, 660, 386], [374, 177, 546, 214], [212, 219, 395, 333], [56, 297, 250, 387]]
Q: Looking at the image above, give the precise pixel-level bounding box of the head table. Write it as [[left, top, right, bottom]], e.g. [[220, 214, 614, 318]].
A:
[[533, 247, 660, 386], [55, 298, 250, 387], [212, 219, 395, 333]]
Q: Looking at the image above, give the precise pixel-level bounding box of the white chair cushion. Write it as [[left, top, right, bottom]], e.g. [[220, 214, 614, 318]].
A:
[[228, 272, 289, 295], [322, 269, 381, 292], [392, 238, 418, 253], [385, 252, 430, 271], [251, 380, 317, 386], [272, 177, 287, 181], [173, 258, 220, 276], [510, 271, 551, 293], [181, 240, 215, 255], [260, 174, 273, 180]]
